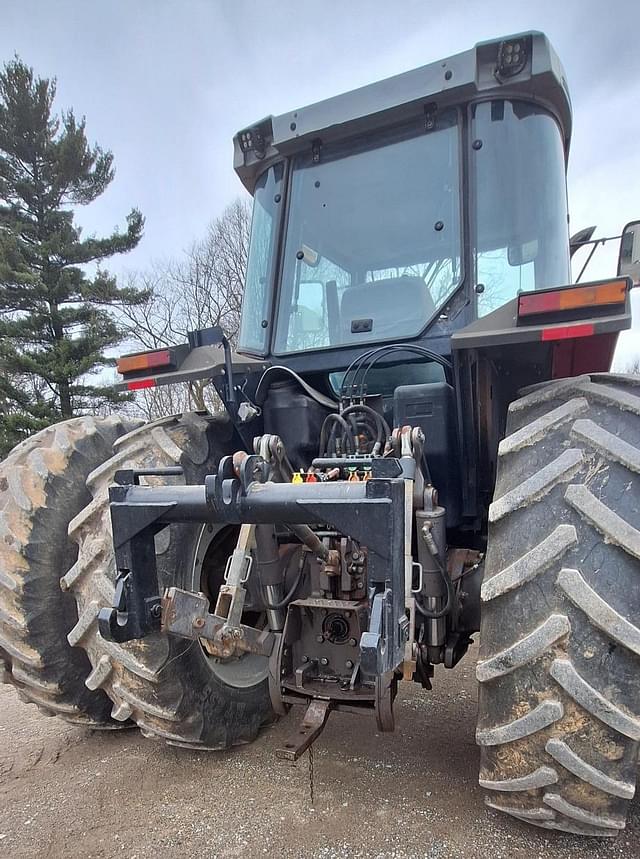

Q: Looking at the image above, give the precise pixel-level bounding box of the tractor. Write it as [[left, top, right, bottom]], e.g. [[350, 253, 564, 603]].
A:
[[1, 31, 639, 838]]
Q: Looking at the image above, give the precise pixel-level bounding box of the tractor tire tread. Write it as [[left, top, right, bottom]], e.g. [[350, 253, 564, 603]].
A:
[[68, 413, 274, 749], [477, 373, 640, 836], [0, 416, 136, 724]]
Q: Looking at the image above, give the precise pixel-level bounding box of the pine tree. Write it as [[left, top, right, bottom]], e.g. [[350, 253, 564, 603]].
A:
[[0, 57, 146, 454]]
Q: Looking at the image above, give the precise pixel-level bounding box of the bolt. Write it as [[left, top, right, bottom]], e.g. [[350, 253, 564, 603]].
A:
[[320, 657, 329, 667], [356, 581, 363, 589], [349, 638, 357, 646], [192, 617, 205, 629], [352, 551, 361, 562], [345, 660, 354, 670], [316, 634, 324, 643]]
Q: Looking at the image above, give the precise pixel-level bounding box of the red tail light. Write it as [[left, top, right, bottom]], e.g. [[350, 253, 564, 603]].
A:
[[518, 279, 627, 319]]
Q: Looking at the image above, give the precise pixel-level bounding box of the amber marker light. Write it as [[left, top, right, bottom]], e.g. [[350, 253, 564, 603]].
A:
[[116, 349, 173, 375]]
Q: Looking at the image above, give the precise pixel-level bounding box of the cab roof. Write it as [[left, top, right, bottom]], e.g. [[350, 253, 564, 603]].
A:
[[233, 31, 572, 194]]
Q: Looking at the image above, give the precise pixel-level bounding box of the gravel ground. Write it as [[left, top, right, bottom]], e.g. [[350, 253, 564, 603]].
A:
[[1, 643, 639, 858]]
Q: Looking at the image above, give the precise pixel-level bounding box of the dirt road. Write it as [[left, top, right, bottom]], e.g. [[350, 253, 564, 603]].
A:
[[1, 644, 639, 858]]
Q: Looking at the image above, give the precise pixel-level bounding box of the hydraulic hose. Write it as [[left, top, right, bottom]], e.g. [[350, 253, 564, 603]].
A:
[[261, 549, 307, 611], [320, 413, 355, 457], [340, 403, 391, 453], [414, 556, 455, 619]]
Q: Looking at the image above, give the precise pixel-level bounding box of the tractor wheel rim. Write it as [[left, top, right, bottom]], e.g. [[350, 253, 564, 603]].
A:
[[190, 523, 269, 689]]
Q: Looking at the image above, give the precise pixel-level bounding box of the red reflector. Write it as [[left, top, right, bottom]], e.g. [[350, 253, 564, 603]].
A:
[[127, 378, 156, 391], [541, 323, 595, 341]]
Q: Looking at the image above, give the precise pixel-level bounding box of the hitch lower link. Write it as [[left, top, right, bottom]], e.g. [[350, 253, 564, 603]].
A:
[[162, 524, 274, 660]]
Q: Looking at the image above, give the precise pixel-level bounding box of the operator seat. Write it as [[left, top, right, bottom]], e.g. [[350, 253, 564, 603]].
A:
[[339, 276, 435, 342]]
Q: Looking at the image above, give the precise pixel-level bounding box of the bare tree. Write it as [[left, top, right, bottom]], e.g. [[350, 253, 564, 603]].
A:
[[121, 198, 251, 418], [123, 199, 251, 419], [195, 198, 249, 345]]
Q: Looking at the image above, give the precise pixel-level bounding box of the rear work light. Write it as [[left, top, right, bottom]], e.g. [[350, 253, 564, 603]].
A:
[[496, 37, 530, 78], [518, 279, 628, 319], [116, 349, 174, 376]]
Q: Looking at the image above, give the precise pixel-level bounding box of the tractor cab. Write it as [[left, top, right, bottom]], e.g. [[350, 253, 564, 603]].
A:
[[234, 32, 573, 374]]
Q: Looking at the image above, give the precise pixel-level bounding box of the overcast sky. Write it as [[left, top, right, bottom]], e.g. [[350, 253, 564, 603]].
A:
[[2, 0, 638, 366]]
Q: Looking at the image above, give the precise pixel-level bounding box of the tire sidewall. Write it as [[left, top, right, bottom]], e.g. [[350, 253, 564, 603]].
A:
[[140, 414, 274, 744]]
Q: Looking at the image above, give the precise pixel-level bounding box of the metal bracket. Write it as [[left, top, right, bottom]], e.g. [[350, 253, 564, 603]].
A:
[[98, 481, 170, 642], [424, 101, 438, 131], [374, 670, 398, 731], [276, 699, 332, 761], [113, 466, 184, 486], [255, 434, 294, 482], [444, 632, 472, 669], [162, 587, 274, 659], [98, 568, 162, 643], [214, 523, 255, 635]]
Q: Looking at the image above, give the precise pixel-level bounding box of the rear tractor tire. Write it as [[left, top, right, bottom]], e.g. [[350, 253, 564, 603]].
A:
[[0, 416, 136, 726], [477, 373, 640, 836], [66, 413, 275, 748]]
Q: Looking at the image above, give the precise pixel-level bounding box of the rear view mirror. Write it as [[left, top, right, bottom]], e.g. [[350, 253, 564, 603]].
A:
[[300, 244, 319, 267], [618, 221, 640, 283], [569, 226, 596, 258]]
